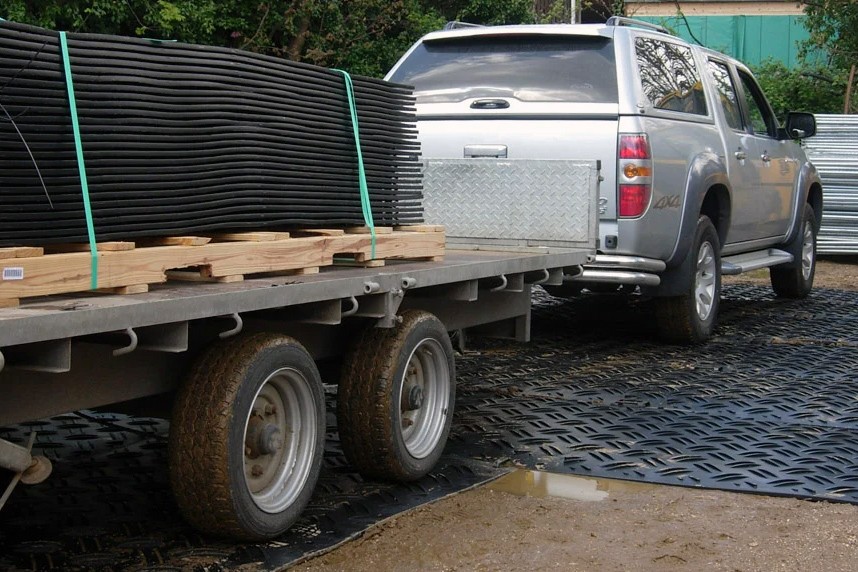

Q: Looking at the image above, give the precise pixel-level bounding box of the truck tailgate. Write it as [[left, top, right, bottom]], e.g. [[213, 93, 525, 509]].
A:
[[417, 118, 618, 220], [421, 157, 599, 251]]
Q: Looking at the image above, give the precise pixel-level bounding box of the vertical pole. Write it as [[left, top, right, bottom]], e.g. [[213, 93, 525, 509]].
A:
[[845, 64, 856, 115]]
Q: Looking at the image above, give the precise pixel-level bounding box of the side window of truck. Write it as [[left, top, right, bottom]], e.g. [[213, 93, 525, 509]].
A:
[[737, 70, 777, 137], [635, 37, 707, 116], [707, 60, 743, 131]]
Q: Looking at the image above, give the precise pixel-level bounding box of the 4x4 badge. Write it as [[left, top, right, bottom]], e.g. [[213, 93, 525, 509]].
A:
[[653, 195, 681, 209]]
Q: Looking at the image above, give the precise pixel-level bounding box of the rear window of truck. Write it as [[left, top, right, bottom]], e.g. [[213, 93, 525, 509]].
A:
[[388, 35, 618, 104]]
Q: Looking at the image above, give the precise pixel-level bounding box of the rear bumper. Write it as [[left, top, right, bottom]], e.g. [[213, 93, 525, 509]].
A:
[[567, 254, 665, 287]]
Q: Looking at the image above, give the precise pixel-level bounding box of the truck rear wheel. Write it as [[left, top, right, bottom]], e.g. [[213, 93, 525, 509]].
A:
[[656, 215, 721, 344], [770, 203, 817, 298], [337, 310, 455, 481], [169, 333, 325, 540]]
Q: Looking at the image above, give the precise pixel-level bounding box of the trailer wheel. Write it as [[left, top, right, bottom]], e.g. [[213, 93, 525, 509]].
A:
[[656, 215, 721, 344], [338, 310, 455, 481], [169, 333, 325, 540], [771, 203, 817, 298]]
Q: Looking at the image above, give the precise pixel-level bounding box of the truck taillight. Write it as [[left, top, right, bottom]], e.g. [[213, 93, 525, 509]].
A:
[[619, 134, 650, 160], [618, 134, 652, 218], [619, 185, 651, 217]]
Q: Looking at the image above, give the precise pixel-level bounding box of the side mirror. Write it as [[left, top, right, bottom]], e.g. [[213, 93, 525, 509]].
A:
[[784, 112, 816, 139]]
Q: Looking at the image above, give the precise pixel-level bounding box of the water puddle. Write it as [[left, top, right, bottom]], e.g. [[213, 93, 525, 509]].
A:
[[489, 469, 656, 502]]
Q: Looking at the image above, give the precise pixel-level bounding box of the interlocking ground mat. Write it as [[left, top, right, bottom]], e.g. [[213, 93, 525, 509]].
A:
[[0, 20, 422, 246]]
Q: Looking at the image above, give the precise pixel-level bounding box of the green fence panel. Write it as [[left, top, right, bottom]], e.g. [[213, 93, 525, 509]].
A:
[[638, 15, 811, 68]]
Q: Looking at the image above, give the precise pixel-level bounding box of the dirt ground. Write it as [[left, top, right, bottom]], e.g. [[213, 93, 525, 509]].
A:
[[724, 256, 858, 291], [294, 256, 858, 572]]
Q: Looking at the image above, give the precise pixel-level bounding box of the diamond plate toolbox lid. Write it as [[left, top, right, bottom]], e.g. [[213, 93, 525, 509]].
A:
[[421, 159, 599, 249]]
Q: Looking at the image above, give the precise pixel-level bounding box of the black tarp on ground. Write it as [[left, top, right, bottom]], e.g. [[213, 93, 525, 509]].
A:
[[0, 20, 423, 246]]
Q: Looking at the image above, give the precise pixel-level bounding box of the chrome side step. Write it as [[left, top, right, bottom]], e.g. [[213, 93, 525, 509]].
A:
[[721, 249, 793, 276]]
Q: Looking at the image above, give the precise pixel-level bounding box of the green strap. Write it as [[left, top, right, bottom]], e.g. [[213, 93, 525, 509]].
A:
[[59, 31, 98, 289], [332, 68, 376, 258]]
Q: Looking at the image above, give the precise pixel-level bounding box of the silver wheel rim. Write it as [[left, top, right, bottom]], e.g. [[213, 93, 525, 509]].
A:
[[695, 241, 717, 322], [243, 367, 317, 514], [801, 220, 815, 281], [398, 338, 450, 459]]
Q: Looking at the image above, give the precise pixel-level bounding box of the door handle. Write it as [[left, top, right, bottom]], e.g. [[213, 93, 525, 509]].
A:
[[470, 98, 510, 109], [761, 153, 771, 162], [734, 151, 746, 160], [464, 144, 508, 158]]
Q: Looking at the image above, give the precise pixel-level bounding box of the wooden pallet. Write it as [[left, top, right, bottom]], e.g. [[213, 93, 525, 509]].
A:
[[0, 225, 444, 307]]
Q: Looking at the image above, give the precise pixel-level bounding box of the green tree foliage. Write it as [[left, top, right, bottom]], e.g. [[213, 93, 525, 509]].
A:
[[536, 0, 572, 24], [0, 0, 445, 77], [456, 0, 535, 25], [0, 1, 597, 76], [423, 0, 534, 24], [753, 60, 846, 118], [802, 0, 858, 70]]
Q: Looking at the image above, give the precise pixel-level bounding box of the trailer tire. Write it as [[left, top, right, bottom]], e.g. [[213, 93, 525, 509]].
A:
[[338, 310, 455, 481], [169, 333, 325, 540], [771, 203, 817, 298], [656, 215, 721, 344]]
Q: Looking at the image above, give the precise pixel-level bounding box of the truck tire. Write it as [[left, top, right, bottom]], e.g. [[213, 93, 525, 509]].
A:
[[770, 203, 817, 298], [656, 215, 721, 344], [337, 310, 455, 481], [169, 333, 325, 540]]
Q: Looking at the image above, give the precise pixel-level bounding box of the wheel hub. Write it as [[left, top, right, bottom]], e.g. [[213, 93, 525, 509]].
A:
[[801, 221, 814, 281], [245, 417, 283, 458], [260, 424, 283, 456], [694, 241, 717, 321], [398, 338, 451, 460], [406, 384, 424, 410], [242, 366, 319, 514]]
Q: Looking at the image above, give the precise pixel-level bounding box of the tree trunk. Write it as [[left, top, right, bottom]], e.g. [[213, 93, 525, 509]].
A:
[[287, 16, 311, 61]]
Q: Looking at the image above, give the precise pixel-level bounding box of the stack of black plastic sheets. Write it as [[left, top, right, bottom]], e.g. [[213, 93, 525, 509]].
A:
[[0, 20, 423, 246]]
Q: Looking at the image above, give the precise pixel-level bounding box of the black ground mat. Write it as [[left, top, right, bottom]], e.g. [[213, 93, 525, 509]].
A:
[[453, 285, 858, 499], [0, 410, 501, 572], [2, 284, 858, 570]]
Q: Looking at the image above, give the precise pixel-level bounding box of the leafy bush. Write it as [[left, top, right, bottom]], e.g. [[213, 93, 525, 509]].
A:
[[456, 0, 536, 25], [753, 60, 847, 119]]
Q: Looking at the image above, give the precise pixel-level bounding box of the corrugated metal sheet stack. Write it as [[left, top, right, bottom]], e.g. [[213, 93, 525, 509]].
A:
[[0, 20, 423, 247], [804, 114, 858, 254]]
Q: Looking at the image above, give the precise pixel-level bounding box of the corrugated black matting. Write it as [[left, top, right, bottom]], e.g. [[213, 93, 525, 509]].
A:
[[0, 407, 500, 572], [2, 284, 858, 570], [454, 285, 858, 499], [0, 20, 422, 246]]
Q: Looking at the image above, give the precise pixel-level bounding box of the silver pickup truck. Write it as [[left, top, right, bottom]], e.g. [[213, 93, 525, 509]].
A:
[[387, 17, 823, 344]]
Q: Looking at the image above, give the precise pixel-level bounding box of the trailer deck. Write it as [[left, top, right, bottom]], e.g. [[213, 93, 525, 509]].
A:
[[0, 248, 591, 424]]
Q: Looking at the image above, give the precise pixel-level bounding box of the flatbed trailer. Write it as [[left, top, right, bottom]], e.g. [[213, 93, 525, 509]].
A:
[[0, 159, 598, 540]]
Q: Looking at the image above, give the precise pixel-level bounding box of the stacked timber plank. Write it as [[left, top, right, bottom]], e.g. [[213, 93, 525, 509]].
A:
[[0, 20, 423, 246], [0, 226, 446, 307]]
